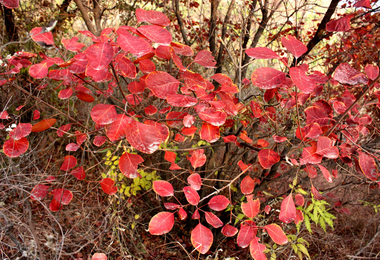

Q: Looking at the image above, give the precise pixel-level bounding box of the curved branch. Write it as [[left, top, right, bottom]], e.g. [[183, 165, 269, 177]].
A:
[[292, 0, 340, 67], [173, 0, 191, 46]]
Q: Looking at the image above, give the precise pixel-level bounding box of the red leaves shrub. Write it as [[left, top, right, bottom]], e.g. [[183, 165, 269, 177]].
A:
[[1, 6, 379, 259]]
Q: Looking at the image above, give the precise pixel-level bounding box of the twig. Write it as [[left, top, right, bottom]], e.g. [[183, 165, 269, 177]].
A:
[[325, 73, 380, 137]]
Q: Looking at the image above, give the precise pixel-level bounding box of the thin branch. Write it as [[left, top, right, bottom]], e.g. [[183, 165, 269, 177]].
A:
[[215, 0, 235, 74], [325, 72, 380, 137], [173, 0, 191, 46], [73, 0, 98, 36]]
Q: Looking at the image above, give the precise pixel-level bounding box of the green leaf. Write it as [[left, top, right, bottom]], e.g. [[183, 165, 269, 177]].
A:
[[297, 237, 309, 247], [319, 217, 326, 232], [297, 243, 310, 258], [304, 214, 312, 233], [287, 234, 297, 241], [291, 243, 298, 253], [305, 203, 314, 213], [325, 217, 334, 229]]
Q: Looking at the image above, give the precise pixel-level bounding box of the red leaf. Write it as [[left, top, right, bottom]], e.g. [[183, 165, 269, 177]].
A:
[[264, 223, 288, 245], [304, 165, 317, 179], [138, 25, 172, 45], [31, 184, 49, 200], [57, 123, 71, 137], [70, 166, 86, 180], [0, 110, 9, 119], [265, 205, 271, 214], [223, 135, 237, 143], [311, 185, 325, 200], [251, 67, 286, 90], [241, 175, 255, 195], [208, 195, 230, 211], [153, 180, 174, 197], [1, 0, 19, 8], [31, 118, 56, 132], [105, 114, 132, 141], [297, 123, 322, 140], [318, 164, 332, 183], [279, 194, 296, 224], [354, 0, 372, 8], [100, 178, 118, 195], [295, 194, 305, 206], [58, 88, 73, 99], [51, 188, 73, 205], [171, 42, 194, 56], [135, 8, 170, 27], [125, 120, 161, 154], [182, 70, 207, 90], [199, 122, 220, 143], [205, 211, 223, 228], [191, 223, 213, 254], [245, 47, 279, 59], [33, 110, 40, 120], [66, 143, 80, 151], [194, 50, 216, 68], [91, 253, 107, 260], [281, 35, 307, 58], [249, 237, 267, 260], [9, 123, 32, 140], [300, 146, 322, 165], [257, 139, 269, 148], [326, 14, 353, 32], [187, 173, 202, 190], [241, 196, 260, 218], [119, 153, 144, 178], [365, 64, 379, 80], [198, 108, 226, 127], [316, 136, 339, 159], [358, 151, 378, 181], [61, 37, 86, 52], [76, 92, 94, 102], [290, 67, 316, 94], [49, 198, 63, 212], [183, 186, 200, 205], [138, 59, 155, 74], [91, 104, 117, 126], [304, 106, 332, 126], [178, 208, 187, 220], [192, 209, 200, 219], [30, 27, 54, 46], [144, 105, 157, 116], [167, 94, 198, 107], [85, 42, 113, 70], [237, 221, 257, 248], [295, 209, 304, 225], [164, 151, 176, 163], [60, 155, 77, 171], [116, 29, 153, 57], [93, 135, 107, 146], [333, 63, 368, 85], [164, 203, 180, 210], [221, 224, 238, 237], [180, 126, 196, 137], [149, 212, 175, 235], [273, 135, 287, 143], [114, 54, 136, 79], [146, 71, 180, 99], [188, 149, 206, 169], [180, 116, 194, 130], [238, 160, 250, 172], [258, 149, 280, 169]]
